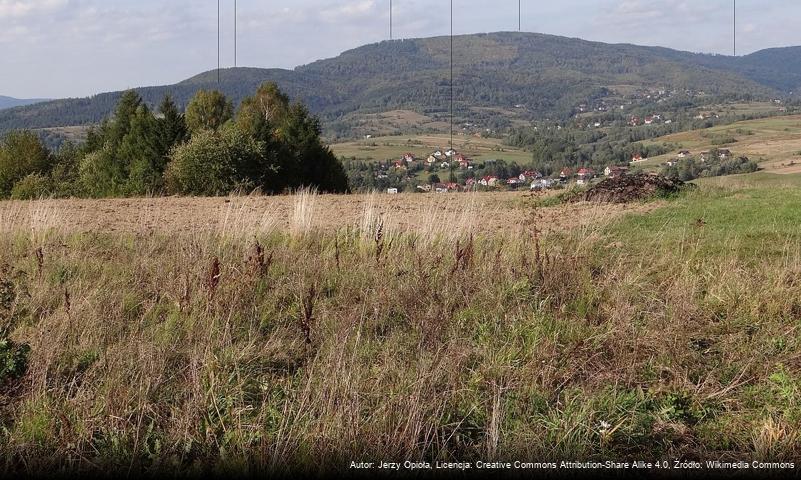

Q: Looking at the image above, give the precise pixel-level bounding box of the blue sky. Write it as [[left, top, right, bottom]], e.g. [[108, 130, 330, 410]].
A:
[[2, 0, 799, 98]]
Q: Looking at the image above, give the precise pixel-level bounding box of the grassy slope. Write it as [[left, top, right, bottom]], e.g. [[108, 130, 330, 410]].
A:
[[639, 114, 801, 173], [332, 133, 532, 163], [0, 184, 800, 474]]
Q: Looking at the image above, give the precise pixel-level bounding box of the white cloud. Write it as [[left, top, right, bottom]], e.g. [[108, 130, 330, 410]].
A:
[[0, 0, 68, 18]]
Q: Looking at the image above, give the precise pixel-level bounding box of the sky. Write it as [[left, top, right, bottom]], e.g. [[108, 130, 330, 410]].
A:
[[1, 0, 800, 99]]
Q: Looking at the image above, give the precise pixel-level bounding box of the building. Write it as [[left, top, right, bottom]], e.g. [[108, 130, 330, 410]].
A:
[[604, 165, 629, 178]]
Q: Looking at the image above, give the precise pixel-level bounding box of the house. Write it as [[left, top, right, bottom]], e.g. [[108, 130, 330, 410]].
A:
[[465, 178, 477, 187], [393, 160, 407, 170], [576, 167, 594, 185], [604, 166, 628, 178], [521, 170, 540, 181], [455, 154, 470, 169], [416, 185, 432, 192], [440, 162, 451, 169], [387, 188, 399, 195], [718, 149, 732, 159], [402, 153, 415, 163], [507, 178, 521, 186], [480, 176, 499, 187], [677, 150, 691, 159], [700, 151, 710, 162], [434, 183, 449, 193], [629, 116, 640, 126], [530, 179, 552, 191], [426, 155, 438, 165], [631, 154, 646, 163], [433, 150, 444, 159], [445, 149, 456, 157], [559, 168, 572, 182], [644, 116, 654, 125]]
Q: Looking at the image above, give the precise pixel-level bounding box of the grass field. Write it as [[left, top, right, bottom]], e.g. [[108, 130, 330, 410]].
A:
[[639, 115, 801, 174], [331, 133, 533, 164], [0, 185, 800, 475]]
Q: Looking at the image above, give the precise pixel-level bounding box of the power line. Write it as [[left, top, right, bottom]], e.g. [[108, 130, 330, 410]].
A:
[[217, 0, 220, 83], [733, 0, 736, 56], [234, 0, 237, 67], [519, 0, 521, 32], [390, 0, 393, 40], [450, 0, 455, 183]]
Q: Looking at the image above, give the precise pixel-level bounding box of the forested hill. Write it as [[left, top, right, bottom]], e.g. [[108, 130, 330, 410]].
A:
[[2, 32, 800, 137]]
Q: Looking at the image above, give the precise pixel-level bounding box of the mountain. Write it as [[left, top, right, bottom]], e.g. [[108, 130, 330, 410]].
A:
[[2, 32, 800, 138], [0, 96, 49, 110]]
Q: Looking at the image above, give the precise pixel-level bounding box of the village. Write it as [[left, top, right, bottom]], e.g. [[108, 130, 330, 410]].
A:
[[376, 147, 638, 194]]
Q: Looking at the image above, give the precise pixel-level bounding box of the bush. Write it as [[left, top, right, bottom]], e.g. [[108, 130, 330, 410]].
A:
[[0, 131, 51, 198], [164, 124, 267, 196], [10, 173, 52, 200], [0, 331, 30, 384]]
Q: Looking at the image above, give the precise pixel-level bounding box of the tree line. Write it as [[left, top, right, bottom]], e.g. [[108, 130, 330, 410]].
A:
[[0, 83, 349, 199]]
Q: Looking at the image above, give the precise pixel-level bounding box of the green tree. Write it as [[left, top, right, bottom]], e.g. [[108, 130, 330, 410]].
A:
[[185, 90, 233, 133], [0, 130, 51, 197], [165, 124, 267, 196], [117, 105, 163, 195], [156, 95, 188, 156]]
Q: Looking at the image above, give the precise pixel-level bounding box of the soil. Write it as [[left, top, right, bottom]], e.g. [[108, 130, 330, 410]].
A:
[[0, 192, 663, 237], [576, 174, 686, 203]]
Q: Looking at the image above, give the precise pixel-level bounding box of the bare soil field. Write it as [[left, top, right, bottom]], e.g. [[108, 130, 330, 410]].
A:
[[0, 191, 660, 238]]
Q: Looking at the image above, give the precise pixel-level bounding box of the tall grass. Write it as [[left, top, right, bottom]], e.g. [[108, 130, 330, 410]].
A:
[[0, 186, 800, 475], [290, 187, 318, 238]]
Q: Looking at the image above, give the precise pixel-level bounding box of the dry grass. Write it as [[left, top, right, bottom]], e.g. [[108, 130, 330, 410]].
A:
[[0, 186, 799, 475]]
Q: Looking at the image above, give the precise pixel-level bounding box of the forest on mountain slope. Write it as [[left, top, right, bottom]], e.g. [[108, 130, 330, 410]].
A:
[[2, 32, 800, 138]]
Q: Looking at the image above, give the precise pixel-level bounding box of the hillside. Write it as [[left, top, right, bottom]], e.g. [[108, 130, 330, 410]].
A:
[[2, 32, 801, 138], [0, 96, 49, 110]]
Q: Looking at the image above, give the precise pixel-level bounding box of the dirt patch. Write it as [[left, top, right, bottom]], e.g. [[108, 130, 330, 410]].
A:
[[576, 174, 686, 203], [0, 192, 662, 238]]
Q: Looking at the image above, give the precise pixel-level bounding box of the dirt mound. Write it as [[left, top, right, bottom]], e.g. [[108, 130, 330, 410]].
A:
[[577, 174, 686, 203]]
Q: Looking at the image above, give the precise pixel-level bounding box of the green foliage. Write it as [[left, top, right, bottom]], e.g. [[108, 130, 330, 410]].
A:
[[10, 173, 52, 199], [2, 85, 347, 198], [0, 130, 51, 197], [164, 124, 267, 196], [185, 90, 233, 133], [0, 329, 30, 384], [661, 152, 759, 181]]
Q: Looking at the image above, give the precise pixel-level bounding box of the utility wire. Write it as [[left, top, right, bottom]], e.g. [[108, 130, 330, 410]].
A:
[[390, 0, 393, 40], [217, 0, 220, 83], [234, 0, 237, 67]]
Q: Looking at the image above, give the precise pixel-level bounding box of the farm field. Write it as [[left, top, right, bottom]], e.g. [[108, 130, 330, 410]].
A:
[[639, 114, 801, 173], [0, 191, 655, 238], [331, 133, 533, 164], [1, 184, 800, 475]]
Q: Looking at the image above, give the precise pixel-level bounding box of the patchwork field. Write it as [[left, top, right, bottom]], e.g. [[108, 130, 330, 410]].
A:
[[0, 184, 800, 475], [331, 133, 532, 164], [641, 115, 801, 174]]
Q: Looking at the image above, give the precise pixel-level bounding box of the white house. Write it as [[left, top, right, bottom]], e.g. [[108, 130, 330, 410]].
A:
[[387, 188, 399, 195]]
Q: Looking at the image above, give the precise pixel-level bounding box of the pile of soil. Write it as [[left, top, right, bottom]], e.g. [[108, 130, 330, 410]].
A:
[[576, 174, 686, 203]]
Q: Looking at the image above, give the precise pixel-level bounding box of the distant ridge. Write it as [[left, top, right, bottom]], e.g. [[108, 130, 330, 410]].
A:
[[1, 32, 800, 136], [0, 95, 50, 110]]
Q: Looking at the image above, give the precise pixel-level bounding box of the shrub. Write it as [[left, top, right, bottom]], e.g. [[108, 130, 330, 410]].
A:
[[0, 330, 30, 384], [164, 124, 267, 196], [10, 173, 52, 200]]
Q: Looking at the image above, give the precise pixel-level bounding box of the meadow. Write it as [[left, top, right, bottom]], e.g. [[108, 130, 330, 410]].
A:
[[640, 114, 801, 174], [331, 133, 533, 164], [0, 184, 799, 475]]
